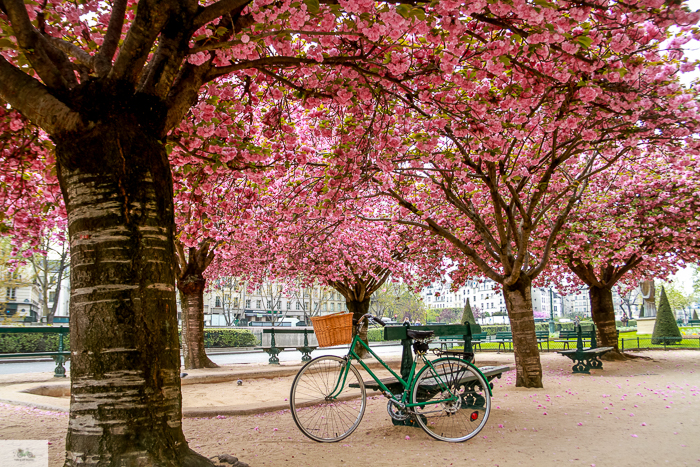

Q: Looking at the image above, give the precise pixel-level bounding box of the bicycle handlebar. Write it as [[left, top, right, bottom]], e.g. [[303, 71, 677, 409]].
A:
[[358, 314, 386, 327]]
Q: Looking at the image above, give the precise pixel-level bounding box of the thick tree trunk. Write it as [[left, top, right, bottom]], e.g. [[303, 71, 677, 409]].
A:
[[346, 298, 371, 357], [503, 276, 543, 388], [588, 286, 619, 349], [588, 285, 627, 360], [56, 119, 212, 466], [177, 274, 218, 369]]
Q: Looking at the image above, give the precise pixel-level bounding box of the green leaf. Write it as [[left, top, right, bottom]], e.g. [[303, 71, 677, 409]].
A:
[[411, 7, 426, 21], [534, 0, 557, 8], [499, 55, 511, 66], [396, 4, 412, 19], [575, 35, 593, 49], [304, 0, 320, 15], [0, 39, 15, 50]]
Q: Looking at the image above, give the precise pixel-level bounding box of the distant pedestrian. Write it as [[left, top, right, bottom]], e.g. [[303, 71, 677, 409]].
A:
[[415, 319, 422, 326]]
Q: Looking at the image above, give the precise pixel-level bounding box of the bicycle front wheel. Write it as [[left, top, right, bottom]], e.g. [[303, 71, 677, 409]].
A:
[[290, 355, 366, 442], [411, 357, 491, 442]]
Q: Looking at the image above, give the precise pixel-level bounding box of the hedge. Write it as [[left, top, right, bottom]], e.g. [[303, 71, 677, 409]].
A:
[[0, 328, 257, 353], [180, 329, 258, 348], [367, 328, 386, 342], [0, 332, 70, 353]]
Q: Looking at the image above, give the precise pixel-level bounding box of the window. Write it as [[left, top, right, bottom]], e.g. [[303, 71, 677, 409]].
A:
[[256, 300, 261, 309], [245, 299, 251, 308], [49, 291, 56, 302], [215, 296, 221, 308], [331, 303, 335, 312], [296, 302, 301, 310], [287, 302, 291, 310], [6, 288, 16, 300], [267, 300, 273, 309], [234, 298, 239, 308]]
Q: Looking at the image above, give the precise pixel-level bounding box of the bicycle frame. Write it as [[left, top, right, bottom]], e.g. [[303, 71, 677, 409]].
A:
[[329, 333, 462, 409]]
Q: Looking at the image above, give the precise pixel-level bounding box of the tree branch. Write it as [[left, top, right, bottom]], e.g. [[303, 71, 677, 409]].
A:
[[94, 0, 128, 77], [0, 56, 90, 135], [109, 0, 173, 85], [194, 0, 252, 29], [1, 0, 75, 90]]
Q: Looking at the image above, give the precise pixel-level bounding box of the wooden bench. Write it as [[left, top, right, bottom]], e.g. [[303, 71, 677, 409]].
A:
[[555, 328, 618, 349], [557, 324, 613, 374], [494, 331, 512, 351], [0, 326, 70, 377], [555, 329, 593, 349], [494, 330, 549, 351], [257, 328, 318, 364], [439, 332, 487, 351]]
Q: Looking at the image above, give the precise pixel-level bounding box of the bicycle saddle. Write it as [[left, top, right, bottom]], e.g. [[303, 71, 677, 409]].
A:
[[406, 329, 434, 339]]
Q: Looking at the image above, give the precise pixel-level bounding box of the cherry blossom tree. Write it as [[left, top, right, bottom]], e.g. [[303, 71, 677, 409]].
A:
[[212, 169, 447, 353], [551, 152, 700, 356], [2, 0, 699, 462], [338, 9, 699, 386]]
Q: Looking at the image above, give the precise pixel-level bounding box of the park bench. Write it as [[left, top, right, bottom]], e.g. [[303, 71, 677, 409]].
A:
[[554, 328, 619, 349], [257, 327, 318, 364], [0, 326, 69, 377], [689, 320, 700, 327], [494, 330, 550, 352], [557, 324, 614, 374], [353, 322, 510, 427], [439, 332, 488, 351]]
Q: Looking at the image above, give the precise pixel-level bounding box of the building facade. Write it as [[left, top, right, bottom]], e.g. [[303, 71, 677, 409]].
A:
[[178, 279, 348, 327], [421, 278, 565, 323]]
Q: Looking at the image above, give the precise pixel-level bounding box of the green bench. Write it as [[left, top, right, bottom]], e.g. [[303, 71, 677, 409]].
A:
[[257, 328, 317, 364], [439, 332, 488, 351], [0, 326, 69, 377], [555, 328, 618, 349], [555, 329, 594, 349], [494, 330, 549, 351], [557, 324, 614, 374], [689, 320, 700, 327]]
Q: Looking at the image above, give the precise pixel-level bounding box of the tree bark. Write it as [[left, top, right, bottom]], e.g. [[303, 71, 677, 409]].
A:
[[55, 118, 212, 466], [503, 276, 543, 388], [346, 298, 371, 357], [588, 286, 619, 349], [177, 272, 218, 369]]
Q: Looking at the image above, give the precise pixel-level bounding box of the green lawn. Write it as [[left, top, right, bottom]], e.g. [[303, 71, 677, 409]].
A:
[[442, 330, 700, 352]]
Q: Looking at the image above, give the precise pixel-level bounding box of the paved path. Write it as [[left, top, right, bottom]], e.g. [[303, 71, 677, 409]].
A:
[[0, 343, 404, 375]]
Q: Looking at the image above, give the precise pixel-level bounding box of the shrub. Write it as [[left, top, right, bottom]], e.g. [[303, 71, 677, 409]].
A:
[[178, 329, 257, 348], [367, 328, 385, 342], [651, 286, 682, 345], [0, 332, 71, 353]]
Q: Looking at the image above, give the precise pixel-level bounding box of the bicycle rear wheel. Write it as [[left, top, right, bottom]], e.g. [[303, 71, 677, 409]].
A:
[[290, 355, 366, 442], [411, 357, 491, 442]]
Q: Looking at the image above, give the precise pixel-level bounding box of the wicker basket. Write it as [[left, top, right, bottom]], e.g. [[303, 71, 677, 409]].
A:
[[311, 312, 353, 347]]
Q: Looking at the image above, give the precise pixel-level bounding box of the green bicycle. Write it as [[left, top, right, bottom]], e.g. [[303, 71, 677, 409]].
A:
[[290, 314, 491, 443]]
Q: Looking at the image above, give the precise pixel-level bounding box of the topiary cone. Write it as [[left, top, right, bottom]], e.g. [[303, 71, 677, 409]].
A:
[[651, 286, 682, 345], [461, 298, 477, 326], [639, 303, 645, 318], [693, 310, 698, 320]]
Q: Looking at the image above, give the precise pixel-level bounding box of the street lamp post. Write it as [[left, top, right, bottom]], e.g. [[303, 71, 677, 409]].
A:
[[548, 288, 556, 334]]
